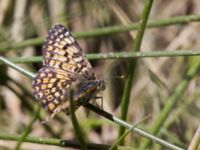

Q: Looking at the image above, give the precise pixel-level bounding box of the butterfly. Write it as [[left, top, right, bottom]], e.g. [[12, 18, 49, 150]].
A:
[[32, 24, 105, 122]]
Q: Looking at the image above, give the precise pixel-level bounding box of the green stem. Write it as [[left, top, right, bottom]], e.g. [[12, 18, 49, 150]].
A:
[[109, 116, 150, 150], [0, 14, 200, 52], [0, 133, 110, 149], [2, 50, 200, 64], [0, 56, 35, 78], [119, 0, 154, 144], [69, 90, 88, 150], [84, 103, 184, 150]]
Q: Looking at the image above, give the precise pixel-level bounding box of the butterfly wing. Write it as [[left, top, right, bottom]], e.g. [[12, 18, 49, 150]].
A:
[[33, 67, 74, 113], [42, 24, 95, 80], [33, 24, 95, 116]]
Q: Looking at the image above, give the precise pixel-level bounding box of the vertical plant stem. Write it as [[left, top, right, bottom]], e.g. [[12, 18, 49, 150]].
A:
[[141, 58, 200, 148], [69, 90, 88, 150], [118, 0, 154, 144]]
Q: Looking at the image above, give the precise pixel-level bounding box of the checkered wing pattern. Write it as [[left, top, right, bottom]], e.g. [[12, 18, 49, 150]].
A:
[[43, 24, 95, 79], [33, 24, 95, 114]]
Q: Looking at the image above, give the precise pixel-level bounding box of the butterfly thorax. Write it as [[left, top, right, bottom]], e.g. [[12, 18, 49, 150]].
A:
[[75, 80, 105, 104]]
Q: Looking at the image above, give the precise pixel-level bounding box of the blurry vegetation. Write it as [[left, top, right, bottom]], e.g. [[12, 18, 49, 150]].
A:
[[0, 0, 200, 149]]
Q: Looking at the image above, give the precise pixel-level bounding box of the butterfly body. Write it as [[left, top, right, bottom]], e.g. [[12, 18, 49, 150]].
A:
[[33, 24, 105, 121], [75, 80, 105, 104]]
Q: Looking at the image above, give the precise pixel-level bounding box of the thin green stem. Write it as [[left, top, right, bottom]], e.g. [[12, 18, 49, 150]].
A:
[[0, 14, 200, 52], [2, 50, 200, 64], [84, 103, 184, 150], [109, 116, 151, 150], [0, 133, 110, 149], [0, 56, 35, 78], [69, 89, 88, 150], [119, 0, 153, 144], [0, 37, 43, 52], [76, 14, 200, 38]]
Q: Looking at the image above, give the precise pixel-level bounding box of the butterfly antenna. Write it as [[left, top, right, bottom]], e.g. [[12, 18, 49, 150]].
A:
[[103, 75, 125, 83], [111, 75, 125, 80]]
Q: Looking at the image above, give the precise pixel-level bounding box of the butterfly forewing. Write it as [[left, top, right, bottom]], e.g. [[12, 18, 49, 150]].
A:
[[42, 24, 95, 79]]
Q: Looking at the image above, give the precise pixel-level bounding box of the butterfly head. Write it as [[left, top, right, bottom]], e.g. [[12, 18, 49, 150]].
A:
[[96, 80, 106, 91]]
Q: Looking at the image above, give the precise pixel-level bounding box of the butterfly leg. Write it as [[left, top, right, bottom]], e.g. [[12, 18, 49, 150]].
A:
[[62, 99, 82, 116], [94, 96, 104, 110], [84, 96, 103, 117]]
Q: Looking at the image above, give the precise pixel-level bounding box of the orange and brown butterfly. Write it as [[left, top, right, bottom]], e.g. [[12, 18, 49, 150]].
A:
[[33, 24, 105, 122]]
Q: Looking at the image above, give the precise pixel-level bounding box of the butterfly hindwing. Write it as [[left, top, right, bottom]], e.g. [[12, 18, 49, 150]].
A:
[[33, 67, 74, 113]]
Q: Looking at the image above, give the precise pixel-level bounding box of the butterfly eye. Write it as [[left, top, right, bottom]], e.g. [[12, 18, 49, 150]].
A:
[[99, 80, 106, 90]]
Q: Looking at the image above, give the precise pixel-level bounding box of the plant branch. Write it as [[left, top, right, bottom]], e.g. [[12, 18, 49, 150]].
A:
[[0, 14, 200, 52], [69, 89, 88, 150], [119, 0, 153, 143], [83, 103, 184, 150], [2, 50, 200, 64], [0, 133, 110, 149]]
